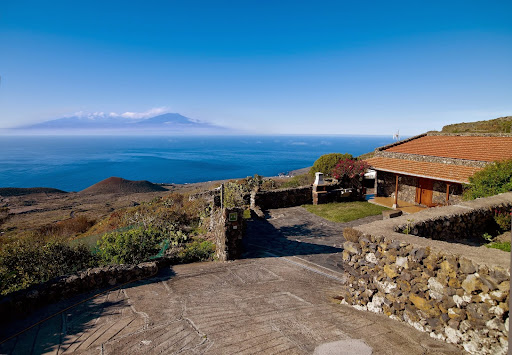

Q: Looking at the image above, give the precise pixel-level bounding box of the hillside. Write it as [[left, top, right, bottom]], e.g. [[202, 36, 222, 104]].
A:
[[0, 187, 67, 196], [80, 177, 167, 194], [441, 116, 512, 133]]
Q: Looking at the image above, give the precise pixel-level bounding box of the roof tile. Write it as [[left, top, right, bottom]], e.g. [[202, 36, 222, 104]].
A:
[[365, 156, 482, 184], [384, 136, 512, 162]]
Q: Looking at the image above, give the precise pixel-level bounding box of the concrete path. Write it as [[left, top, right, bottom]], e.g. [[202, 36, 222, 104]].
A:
[[0, 207, 462, 354], [243, 206, 381, 272]]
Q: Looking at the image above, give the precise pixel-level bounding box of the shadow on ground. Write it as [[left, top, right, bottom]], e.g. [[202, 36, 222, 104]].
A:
[[243, 213, 343, 259], [0, 268, 176, 355]]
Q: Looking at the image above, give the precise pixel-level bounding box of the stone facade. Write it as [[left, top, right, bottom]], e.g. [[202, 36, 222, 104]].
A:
[[377, 170, 463, 206], [340, 192, 512, 354]]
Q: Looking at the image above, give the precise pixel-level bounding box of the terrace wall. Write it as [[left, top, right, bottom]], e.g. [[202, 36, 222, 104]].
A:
[[339, 192, 512, 354]]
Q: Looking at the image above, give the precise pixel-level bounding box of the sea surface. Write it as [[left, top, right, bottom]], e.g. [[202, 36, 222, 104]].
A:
[[0, 135, 396, 192]]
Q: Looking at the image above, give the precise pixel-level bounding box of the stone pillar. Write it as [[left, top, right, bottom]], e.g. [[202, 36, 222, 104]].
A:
[[214, 207, 245, 261]]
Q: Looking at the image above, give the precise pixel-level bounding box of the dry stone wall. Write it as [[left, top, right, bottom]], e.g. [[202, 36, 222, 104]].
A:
[[340, 192, 512, 354], [251, 186, 313, 210], [395, 198, 512, 242]]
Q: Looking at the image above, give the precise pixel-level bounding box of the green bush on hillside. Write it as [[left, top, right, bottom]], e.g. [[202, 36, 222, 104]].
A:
[[0, 240, 96, 295], [170, 240, 216, 263], [309, 153, 353, 178], [463, 159, 512, 200], [96, 226, 169, 264]]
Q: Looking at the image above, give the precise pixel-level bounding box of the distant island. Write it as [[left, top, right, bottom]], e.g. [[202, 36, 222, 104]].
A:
[[11, 113, 231, 135]]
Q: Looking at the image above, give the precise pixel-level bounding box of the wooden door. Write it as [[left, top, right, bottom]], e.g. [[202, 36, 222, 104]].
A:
[[416, 178, 433, 206]]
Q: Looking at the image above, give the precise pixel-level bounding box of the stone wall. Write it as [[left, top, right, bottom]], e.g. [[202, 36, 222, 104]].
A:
[[377, 171, 463, 206], [395, 195, 512, 242], [192, 185, 314, 210], [213, 207, 245, 261], [339, 192, 512, 354], [0, 262, 158, 324], [251, 186, 313, 210]]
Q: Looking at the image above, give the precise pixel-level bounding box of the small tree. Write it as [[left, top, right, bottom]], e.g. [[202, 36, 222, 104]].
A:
[[332, 158, 369, 188], [463, 159, 512, 200], [309, 153, 353, 178]]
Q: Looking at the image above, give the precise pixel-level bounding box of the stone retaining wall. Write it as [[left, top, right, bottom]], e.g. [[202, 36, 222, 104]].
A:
[[394, 195, 512, 242], [192, 185, 314, 210], [0, 262, 158, 324], [339, 192, 512, 354], [251, 186, 313, 210]]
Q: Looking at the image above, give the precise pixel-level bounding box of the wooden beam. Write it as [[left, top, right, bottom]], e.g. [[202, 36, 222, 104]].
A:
[[393, 174, 399, 208], [446, 183, 450, 205]]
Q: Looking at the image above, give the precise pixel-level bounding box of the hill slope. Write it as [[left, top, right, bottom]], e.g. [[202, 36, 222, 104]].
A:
[[441, 116, 512, 133], [0, 187, 67, 196], [80, 177, 167, 194]]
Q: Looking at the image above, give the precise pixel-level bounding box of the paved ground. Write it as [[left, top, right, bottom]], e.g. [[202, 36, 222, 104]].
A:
[[0, 207, 462, 354]]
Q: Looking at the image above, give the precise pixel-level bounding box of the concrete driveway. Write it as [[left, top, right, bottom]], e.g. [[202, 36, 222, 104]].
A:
[[0, 207, 462, 354]]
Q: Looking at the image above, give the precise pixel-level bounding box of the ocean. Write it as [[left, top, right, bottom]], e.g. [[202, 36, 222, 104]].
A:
[[0, 135, 395, 192]]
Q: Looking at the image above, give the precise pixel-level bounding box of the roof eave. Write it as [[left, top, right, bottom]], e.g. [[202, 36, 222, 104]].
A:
[[371, 167, 469, 184]]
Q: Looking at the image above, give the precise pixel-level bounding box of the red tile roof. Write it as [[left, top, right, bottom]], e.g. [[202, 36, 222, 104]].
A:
[[384, 136, 512, 162], [365, 156, 482, 184]]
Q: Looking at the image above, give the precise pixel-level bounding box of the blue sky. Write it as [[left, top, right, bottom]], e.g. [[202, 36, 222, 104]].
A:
[[0, 0, 511, 135]]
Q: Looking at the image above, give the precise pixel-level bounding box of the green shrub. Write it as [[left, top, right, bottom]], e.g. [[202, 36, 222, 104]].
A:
[[173, 240, 216, 263], [223, 181, 249, 208], [0, 240, 96, 295], [83, 192, 207, 239], [494, 210, 511, 232], [309, 153, 353, 178], [463, 159, 512, 200], [96, 226, 167, 264]]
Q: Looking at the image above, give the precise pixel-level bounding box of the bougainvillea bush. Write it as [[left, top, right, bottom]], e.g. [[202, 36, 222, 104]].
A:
[[332, 159, 369, 188]]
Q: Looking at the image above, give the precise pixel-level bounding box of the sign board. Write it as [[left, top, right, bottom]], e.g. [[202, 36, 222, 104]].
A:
[[229, 212, 238, 222]]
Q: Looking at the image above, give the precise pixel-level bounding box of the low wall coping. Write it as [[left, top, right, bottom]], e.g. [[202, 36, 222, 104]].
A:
[[354, 192, 512, 269]]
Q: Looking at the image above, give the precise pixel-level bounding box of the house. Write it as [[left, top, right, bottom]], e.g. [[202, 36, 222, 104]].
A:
[[365, 133, 512, 208]]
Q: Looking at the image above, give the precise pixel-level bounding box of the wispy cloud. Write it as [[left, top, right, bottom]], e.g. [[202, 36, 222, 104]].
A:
[[117, 107, 169, 119], [69, 107, 170, 120]]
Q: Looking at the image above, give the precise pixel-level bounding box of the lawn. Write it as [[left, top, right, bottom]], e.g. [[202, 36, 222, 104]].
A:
[[486, 241, 511, 252], [302, 201, 389, 223]]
